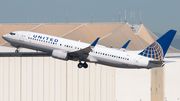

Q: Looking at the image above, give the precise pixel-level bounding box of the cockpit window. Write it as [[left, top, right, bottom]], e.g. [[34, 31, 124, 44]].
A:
[[10, 32, 16, 35]]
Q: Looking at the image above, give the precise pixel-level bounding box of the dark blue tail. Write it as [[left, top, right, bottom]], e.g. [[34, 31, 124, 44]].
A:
[[138, 29, 177, 60]]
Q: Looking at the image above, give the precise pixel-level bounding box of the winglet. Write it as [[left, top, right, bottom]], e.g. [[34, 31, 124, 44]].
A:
[[90, 37, 100, 47], [138, 29, 177, 60], [121, 40, 131, 49]]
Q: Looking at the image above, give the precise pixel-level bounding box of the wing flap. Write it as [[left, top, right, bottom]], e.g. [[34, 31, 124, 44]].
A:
[[149, 60, 164, 64], [69, 37, 100, 58]]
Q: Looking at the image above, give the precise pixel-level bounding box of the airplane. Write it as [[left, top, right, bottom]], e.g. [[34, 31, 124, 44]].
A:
[[2, 29, 177, 69]]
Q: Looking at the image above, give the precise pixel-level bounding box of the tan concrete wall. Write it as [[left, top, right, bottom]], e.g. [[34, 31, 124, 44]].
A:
[[115, 69, 151, 101], [0, 57, 115, 101], [151, 67, 164, 101]]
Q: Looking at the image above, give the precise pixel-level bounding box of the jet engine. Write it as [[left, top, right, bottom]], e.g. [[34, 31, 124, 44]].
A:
[[52, 50, 68, 60]]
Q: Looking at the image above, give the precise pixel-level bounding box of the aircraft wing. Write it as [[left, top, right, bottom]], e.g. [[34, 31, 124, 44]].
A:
[[69, 37, 100, 61], [69, 47, 91, 56]]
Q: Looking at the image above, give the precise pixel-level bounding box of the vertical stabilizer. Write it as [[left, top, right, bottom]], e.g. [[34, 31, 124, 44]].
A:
[[138, 29, 177, 60]]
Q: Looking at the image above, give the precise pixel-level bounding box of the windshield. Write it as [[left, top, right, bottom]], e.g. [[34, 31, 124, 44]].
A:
[[10, 32, 16, 35]]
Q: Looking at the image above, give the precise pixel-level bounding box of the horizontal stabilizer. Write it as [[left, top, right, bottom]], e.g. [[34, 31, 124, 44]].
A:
[[165, 53, 180, 58], [149, 60, 164, 64]]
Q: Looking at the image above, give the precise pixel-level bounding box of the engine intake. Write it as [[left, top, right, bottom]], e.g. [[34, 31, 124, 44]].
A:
[[52, 50, 68, 60]]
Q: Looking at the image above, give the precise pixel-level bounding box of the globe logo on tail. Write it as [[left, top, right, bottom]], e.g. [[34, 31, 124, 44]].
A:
[[139, 42, 163, 60]]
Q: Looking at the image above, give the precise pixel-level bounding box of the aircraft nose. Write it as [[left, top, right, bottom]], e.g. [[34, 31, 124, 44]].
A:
[[2, 34, 8, 39], [2, 35, 5, 39]]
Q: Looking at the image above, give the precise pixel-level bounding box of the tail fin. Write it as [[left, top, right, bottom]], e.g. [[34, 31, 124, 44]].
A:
[[138, 29, 177, 60]]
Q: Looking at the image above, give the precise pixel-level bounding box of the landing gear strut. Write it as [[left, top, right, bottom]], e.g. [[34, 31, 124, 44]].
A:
[[78, 61, 88, 69]]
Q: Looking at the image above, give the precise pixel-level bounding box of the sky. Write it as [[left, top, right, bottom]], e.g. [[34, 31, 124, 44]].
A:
[[0, 0, 180, 35]]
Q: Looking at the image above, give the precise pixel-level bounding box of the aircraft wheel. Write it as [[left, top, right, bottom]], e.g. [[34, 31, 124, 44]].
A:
[[83, 63, 88, 68], [78, 63, 83, 68], [15, 49, 19, 53]]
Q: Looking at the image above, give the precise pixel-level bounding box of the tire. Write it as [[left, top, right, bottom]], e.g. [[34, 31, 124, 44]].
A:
[[15, 50, 19, 53], [78, 63, 83, 68], [83, 63, 88, 68]]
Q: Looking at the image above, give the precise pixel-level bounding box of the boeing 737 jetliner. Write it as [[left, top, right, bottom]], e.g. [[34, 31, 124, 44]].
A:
[[2, 29, 176, 69]]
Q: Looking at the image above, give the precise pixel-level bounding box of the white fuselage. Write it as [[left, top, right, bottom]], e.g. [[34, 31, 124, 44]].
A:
[[2, 31, 162, 69]]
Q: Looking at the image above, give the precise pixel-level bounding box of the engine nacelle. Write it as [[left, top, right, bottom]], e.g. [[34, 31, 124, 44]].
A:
[[52, 50, 68, 60]]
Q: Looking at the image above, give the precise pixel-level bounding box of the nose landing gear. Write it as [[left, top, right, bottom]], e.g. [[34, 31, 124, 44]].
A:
[[78, 61, 88, 69]]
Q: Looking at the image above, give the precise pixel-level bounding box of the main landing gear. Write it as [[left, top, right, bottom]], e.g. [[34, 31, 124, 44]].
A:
[[78, 61, 88, 69], [15, 47, 19, 53]]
